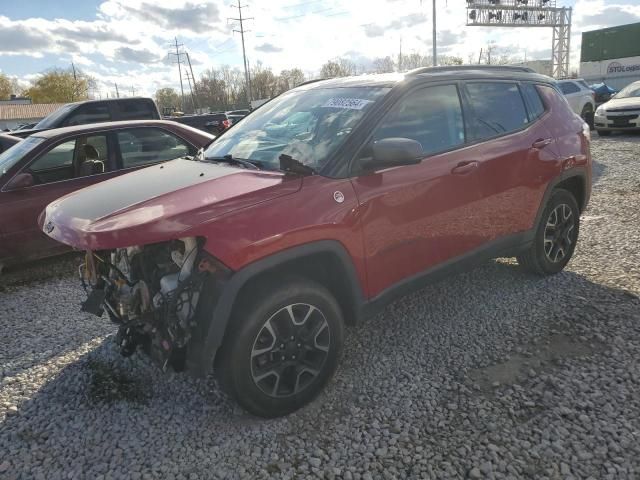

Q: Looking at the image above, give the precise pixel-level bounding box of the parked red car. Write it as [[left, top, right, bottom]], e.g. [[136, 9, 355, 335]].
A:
[[0, 120, 213, 270], [41, 67, 591, 417]]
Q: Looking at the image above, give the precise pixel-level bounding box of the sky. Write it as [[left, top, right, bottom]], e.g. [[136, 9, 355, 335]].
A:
[[0, 0, 639, 97]]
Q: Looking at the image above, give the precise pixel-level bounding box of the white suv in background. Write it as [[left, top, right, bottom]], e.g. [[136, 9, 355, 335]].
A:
[[594, 80, 640, 137], [557, 79, 596, 128]]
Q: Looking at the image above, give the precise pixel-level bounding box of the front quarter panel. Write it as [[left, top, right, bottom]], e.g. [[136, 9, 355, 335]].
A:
[[190, 175, 367, 290]]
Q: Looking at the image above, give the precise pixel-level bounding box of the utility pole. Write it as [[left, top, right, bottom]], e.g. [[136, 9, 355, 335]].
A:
[[432, 0, 437, 66], [229, 0, 253, 105], [184, 70, 197, 114], [185, 52, 199, 112], [398, 36, 402, 72], [131, 86, 136, 96], [168, 37, 186, 111], [71, 62, 78, 101], [115, 83, 120, 98]]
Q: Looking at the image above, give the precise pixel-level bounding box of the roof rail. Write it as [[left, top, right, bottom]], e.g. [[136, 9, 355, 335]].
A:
[[296, 78, 330, 87], [407, 65, 536, 75]]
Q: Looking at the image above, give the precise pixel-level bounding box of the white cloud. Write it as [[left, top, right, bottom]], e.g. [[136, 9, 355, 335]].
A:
[[2, 0, 640, 97]]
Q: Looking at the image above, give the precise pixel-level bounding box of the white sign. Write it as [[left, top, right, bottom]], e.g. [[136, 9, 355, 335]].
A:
[[322, 98, 372, 110]]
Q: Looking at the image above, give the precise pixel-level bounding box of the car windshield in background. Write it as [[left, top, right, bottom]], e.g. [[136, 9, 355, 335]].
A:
[[0, 136, 45, 176], [34, 104, 74, 129], [614, 83, 640, 99], [203, 86, 389, 171]]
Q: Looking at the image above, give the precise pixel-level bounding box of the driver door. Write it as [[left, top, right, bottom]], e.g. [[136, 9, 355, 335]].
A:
[[351, 84, 486, 298]]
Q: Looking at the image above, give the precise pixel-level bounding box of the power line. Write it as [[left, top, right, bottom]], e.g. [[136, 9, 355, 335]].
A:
[[229, 0, 254, 104]]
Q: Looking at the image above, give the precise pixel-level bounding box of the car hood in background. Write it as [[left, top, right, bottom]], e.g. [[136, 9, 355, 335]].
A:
[[601, 97, 640, 111], [41, 158, 301, 250]]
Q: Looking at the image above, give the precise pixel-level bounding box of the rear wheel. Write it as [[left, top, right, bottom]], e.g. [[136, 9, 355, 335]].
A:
[[217, 277, 344, 417], [596, 129, 611, 137], [517, 189, 580, 275]]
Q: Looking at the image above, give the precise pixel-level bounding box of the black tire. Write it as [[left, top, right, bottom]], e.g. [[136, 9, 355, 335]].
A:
[[596, 129, 611, 137], [581, 104, 594, 130], [517, 189, 580, 275], [216, 277, 344, 417]]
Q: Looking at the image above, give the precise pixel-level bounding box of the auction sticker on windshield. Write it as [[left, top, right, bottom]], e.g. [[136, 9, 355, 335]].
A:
[[322, 98, 372, 110]]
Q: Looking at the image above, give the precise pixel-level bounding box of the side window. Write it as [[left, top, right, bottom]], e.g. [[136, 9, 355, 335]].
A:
[[28, 134, 110, 184], [116, 128, 191, 168], [521, 83, 546, 122], [559, 82, 580, 95], [30, 140, 75, 176], [370, 84, 464, 156], [464, 82, 528, 141], [115, 100, 157, 120], [64, 104, 111, 126]]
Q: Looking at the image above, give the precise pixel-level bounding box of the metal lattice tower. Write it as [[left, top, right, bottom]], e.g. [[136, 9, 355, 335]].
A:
[[466, 0, 572, 78]]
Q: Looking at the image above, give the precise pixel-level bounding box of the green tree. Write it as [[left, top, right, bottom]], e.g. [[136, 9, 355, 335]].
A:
[[24, 68, 94, 103], [154, 87, 181, 113]]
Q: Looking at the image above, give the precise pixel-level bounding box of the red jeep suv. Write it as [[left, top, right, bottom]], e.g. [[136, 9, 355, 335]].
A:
[[41, 66, 591, 417]]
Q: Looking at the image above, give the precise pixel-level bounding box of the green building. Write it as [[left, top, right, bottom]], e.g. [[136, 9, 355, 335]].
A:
[[580, 22, 640, 89]]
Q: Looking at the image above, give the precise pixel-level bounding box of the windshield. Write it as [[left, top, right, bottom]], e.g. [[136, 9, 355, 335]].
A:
[[34, 104, 74, 129], [203, 86, 390, 171], [614, 82, 640, 99], [0, 136, 45, 176]]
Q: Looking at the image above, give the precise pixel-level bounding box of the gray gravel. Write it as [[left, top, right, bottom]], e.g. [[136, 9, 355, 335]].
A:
[[1, 133, 640, 479]]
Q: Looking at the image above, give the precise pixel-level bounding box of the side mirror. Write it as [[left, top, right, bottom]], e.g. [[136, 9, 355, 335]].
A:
[[366, 137, 423, 171], [5, 172, 34, 190]]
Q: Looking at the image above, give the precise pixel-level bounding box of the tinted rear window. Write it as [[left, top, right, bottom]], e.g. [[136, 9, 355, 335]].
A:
[[464, 82, 528, 141], [521, 83, 546, 121], [115, 100, 157, 120], [559, 82, 580, 94]]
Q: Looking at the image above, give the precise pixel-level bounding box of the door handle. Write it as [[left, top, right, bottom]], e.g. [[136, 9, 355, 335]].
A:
[[451, 161, 478, 175], [532, 138, 553, 149]]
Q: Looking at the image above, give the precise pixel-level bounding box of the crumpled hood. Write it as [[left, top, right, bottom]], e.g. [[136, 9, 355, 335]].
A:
[[41, 158, 301, 250], [602, 97, 640, 111]]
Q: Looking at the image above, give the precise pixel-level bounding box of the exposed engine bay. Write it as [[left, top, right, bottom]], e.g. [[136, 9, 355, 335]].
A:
[[79, 237, 223, 371]]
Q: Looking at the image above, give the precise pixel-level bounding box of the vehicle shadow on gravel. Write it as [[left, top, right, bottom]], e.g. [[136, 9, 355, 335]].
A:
[[1, 259, 638, 478]]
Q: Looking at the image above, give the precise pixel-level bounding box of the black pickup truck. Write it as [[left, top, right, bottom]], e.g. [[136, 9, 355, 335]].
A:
[[11, 97, 161, 138]]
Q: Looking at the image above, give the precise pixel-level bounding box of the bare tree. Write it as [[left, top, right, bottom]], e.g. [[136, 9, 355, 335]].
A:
[[373, 56, 395, 73], [320, 58, 356, 78]]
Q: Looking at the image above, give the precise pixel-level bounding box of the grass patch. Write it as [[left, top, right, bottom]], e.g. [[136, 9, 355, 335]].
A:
[[86, 359, 148, 405]]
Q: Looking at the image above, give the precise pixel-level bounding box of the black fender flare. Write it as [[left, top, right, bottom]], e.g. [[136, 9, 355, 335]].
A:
[[187, 240, 366, 375], [533, 167, 589, 229]]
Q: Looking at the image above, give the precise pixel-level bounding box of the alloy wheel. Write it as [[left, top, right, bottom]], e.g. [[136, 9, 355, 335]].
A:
[[543, 203, 575, 263], [250, 303, 330, 398]]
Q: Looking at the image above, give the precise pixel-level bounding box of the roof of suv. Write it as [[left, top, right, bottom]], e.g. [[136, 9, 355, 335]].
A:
[[297, 66, 554, 90]]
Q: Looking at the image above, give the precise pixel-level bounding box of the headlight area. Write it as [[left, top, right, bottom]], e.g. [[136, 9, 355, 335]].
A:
[[79, 237, 230, 371]]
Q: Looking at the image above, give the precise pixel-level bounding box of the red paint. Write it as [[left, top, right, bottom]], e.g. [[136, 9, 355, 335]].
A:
[[0, 120, 213, 267], [39, 82, 590, 300]]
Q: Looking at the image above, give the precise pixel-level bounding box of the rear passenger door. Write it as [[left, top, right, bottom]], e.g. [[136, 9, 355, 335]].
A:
[[460, 81, 561, 239]]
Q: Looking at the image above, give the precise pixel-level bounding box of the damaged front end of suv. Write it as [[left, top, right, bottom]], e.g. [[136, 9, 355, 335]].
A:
[[80, 238, 229, 371]]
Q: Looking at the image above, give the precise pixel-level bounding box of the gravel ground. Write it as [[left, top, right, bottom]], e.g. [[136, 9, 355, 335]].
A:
[[1, 133, 639, 480]]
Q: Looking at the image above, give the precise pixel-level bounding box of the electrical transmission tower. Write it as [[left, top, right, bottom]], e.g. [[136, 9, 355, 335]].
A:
[[466, 0, 572, 78], [168, 37, 186, 111], [229, 0, 253, 104]]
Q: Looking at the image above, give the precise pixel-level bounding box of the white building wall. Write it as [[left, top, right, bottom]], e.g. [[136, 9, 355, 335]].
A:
[[580, 55, 640, 90]]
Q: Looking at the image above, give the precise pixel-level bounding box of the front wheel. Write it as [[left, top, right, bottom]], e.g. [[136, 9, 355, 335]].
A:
[[517, 189, 580, 275], [216, 277, 344, 417]]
